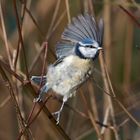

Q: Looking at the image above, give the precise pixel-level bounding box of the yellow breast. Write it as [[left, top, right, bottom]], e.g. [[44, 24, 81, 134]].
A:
[[64, 55, 93, 72]]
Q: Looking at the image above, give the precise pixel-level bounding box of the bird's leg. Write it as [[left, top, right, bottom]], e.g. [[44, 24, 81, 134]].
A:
[[52, 101, 65, 124], [52, 96, 67, 124], [34, 83, 49, 102]]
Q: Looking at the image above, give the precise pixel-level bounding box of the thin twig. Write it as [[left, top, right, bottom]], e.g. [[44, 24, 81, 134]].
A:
[[65, 0, 71, 23], [47, 10, 66, 39], [0, 65, 29, 138], [13, 0, 27, 70], [39, 42, 48, 88], [13, 0, 30, 80], [0, 59, 24, 84], [46, 0, 61, 39], [25, 7, 45, 37], [0, 1, 13, 69], [101, 106, 110, 135], [26, 42, 48, 125], [80, 90, 102, 140], [92, 72, 140, 128], [17, 95, 52, 140], [87, 80, 99, 122], [119, 5, 140, 28], [0, 95, 11, 108], [26, 102, 37, 124], [29, 11, 66, 73], [117, 118, 129, 129]]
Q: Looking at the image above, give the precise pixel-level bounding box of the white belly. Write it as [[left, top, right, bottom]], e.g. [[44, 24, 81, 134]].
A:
[[47, 55, 93, 96]]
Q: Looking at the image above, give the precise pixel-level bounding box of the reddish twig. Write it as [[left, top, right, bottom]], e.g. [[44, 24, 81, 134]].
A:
[[119, 5, 140, 28], [0, 59, 24, 84], [26, 102, 37, 123], [17, 95, 52, 140], [0, 65, 29, 138], [13, 0, 27, 70], [80, 90, 102, 139], [25, 7, 45, 38], [25, 42, 48, 125], [29, 11, 67, 74], [0, 2, 13, 69], [13, 0, 30, 80], [92, 76, 140, 128], [39, 42, 48, 89]]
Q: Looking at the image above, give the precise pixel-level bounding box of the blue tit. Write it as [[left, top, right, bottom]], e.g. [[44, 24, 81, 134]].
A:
[[31, 13, 104, 124]]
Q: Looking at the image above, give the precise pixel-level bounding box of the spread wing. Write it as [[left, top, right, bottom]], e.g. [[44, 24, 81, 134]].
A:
[[56, 40, 76, 59], [56, 13, 104, 59]]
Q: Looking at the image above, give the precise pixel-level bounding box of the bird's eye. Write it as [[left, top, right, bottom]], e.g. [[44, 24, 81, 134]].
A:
[[87, 45, 91, 48], [87, 45, 94, 48]]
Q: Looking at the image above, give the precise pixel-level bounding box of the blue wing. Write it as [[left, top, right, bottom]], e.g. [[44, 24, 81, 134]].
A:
[[56, 13, 103, 59], [31, 76, 47, 85], [56, 40, 76, 59]]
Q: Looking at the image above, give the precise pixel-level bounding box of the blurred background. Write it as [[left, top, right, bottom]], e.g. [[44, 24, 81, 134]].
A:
[[0, 0, 140, 140]]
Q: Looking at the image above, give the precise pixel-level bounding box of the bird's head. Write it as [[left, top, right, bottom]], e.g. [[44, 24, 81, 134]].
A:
[[75, 38, 102, 60]]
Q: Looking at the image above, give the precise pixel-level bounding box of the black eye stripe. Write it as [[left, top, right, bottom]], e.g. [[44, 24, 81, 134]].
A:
[[87, 45, 96, 48]]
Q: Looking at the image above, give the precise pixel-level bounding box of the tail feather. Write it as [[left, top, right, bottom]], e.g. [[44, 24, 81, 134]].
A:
[[31, 76, 47, 85]]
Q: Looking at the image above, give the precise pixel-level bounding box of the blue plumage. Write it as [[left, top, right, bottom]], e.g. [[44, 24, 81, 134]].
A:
[[80, 38, 96, 45], [56, 13, 103, 59]]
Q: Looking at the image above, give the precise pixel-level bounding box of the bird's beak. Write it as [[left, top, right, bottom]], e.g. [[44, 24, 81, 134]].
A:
[[98, 47, 103, 50]]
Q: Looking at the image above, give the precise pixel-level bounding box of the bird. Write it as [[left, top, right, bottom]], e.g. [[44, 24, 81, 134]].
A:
[[31, 13, 104, 124]]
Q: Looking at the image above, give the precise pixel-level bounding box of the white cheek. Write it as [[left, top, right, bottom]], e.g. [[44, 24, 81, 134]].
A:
[[79, 47, 97, 58]]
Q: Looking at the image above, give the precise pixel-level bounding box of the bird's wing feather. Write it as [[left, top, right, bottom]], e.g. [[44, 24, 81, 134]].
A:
[[31, 76, 47, 85], [56, 13, 103, 58], [56, 40, 76, 59], [53, 57, 64, 66], [84, 14, 98, 41]]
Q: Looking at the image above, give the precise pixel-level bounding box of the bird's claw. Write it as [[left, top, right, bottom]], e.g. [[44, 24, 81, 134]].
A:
[[33, 97, 42, 103], [52, 111, 61, 125]]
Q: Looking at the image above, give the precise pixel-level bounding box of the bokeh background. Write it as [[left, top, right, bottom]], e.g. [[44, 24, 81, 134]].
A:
[[0, 0, 140, 140]]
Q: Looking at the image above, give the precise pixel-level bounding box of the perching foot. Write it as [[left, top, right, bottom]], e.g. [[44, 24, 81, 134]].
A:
[[52, 101, 65, 124], [33, 94, 42, 103], [33, 83, 49, 103], [52, 110, 62, 124]]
